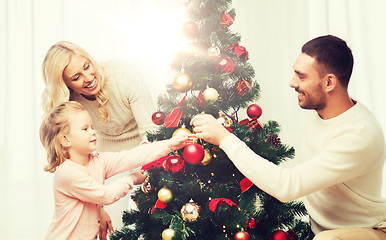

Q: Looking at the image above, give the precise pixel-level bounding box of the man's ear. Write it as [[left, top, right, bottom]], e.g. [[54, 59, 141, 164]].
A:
[[60, 135, 71, 148], [325, 73, 337, 92]]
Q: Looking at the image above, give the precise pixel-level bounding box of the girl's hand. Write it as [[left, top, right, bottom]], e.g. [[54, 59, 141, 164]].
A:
[[98, 208, 114, 240], [132, 170, 148, 185], [190, 114, 231, 146], [168, 134, 196, 151]]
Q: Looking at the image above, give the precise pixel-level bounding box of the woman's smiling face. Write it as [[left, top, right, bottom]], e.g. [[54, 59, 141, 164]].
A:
[[62, 54, 100, 99]]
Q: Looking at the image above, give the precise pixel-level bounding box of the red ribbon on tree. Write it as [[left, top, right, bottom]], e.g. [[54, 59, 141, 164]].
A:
[[151, 199, 167, 214], [164, 96, 186, 127], [141, 155, 168, 171], [196, 91, 204, 107], [225, 43, 249, 60], [209, 198, 238, 212], [240, 177, 254, 193]]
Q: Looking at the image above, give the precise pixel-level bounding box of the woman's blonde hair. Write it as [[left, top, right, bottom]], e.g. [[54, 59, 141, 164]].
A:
[[41, 40, 109, 121], [40, 101, 86, 173]]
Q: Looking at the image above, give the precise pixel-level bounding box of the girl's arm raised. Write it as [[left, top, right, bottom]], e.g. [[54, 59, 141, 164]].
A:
[[102, 134, 193, 179]]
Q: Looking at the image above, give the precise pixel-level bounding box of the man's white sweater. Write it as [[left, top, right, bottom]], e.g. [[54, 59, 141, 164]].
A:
[[220, 102, 386, 233]]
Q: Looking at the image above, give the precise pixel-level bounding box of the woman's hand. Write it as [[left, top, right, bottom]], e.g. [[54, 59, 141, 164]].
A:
[[190, 114, 231, 146]]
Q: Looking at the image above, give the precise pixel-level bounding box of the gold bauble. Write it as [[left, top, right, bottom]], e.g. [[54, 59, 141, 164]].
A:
[[141, 177, 153, 195], [207, 45, 221, 57], [216, 112, 233, 128], [161, 228, 175, 240], [201, 149, 212, 166], [203, 87, 219, 102], [172, 125, 192, 137], [158, 187, 173, 203], [181, 199, 201, 222], [173, 72, 193, 93]]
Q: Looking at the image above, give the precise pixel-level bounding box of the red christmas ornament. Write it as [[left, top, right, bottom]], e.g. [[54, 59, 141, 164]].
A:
[[217, 56, 235, 74], [234, 79, 252, 96], [163, 155, 185, 173], [244, 218, 256, 230], [268, 230, 290, 240], [249, 119, 263, 133], [183, 143, 205, 164], [247, 104, 262, 119], [225, 43, 249, 60], [152, 111, 165, 125], [234, 231, 250, 240], [220, 10, 234, 29], [182, 21, 198, 38]]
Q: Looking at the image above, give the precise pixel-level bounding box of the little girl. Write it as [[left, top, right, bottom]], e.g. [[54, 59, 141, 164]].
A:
[[40, 101, 191, 240]]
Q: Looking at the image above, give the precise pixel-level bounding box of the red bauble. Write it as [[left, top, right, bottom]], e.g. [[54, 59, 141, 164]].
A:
[[247, 104, 262, 119], [183, 143, 205, 164], [268, 230, 290, 240], [234, 231, 250, 240], [152, 111, 165, 125], [163, 155, 185, 173], [182, 21, 198, 38]]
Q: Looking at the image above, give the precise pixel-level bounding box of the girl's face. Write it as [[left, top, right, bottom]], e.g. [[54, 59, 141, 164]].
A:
[[65, 110, 97, 156], [62, 54, 101, 99]]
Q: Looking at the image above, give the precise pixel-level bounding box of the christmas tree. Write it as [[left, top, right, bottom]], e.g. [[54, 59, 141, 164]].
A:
[[111, 0, 311, 239]]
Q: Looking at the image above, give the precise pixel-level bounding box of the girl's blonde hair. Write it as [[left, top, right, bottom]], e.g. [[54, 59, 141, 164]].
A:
[[40, 101, 86, 173], [41, 40, 109, 121]]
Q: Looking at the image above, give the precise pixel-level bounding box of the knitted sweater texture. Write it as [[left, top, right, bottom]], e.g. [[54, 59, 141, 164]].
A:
[[72, 60, 157, 152]]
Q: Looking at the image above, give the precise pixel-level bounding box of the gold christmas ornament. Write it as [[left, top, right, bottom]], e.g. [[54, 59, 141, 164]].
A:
[[161, 228, 175, 240], [201, 149, 212, 166], [207, 45, 221, 57], [203, 87, 219, 102], [172, 125, 192, 137], [158, 187, 173, 203], [173, 72, 193, 93], [141, 177, 153, 195], [216, 112, 233, 128], [181, 199, 201, 222]]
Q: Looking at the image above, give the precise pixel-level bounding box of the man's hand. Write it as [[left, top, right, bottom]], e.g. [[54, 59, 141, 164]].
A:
[[98, 208, 114, 240], [190, 114, 231, 145]]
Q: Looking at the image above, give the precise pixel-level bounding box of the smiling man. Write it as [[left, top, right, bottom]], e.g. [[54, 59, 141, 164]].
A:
[[191, 35, 386, 239]]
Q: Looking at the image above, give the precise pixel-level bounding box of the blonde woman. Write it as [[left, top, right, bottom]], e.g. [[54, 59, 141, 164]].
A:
[[40, 101, 191, 240], [42, 41, 157, 239]]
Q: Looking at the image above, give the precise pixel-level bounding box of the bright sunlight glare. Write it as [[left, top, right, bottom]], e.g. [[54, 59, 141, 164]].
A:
[[111, 1, 189, 63]]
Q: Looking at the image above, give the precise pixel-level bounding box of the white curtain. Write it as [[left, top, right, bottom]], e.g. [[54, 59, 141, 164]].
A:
[[1, 0, 385, 239]]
